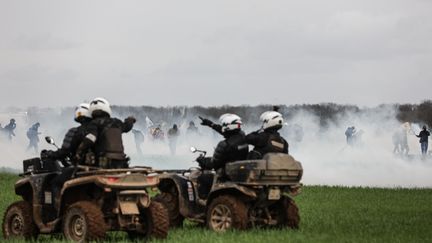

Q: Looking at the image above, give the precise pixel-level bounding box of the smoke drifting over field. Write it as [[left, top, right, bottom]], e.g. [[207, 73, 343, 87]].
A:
[[1, 104, 431, 188]]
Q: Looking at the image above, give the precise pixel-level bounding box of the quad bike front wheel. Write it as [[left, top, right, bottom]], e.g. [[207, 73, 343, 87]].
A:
[[206, 195, 248, 232], [128, 200, 169, 240], [2, 201, 38, 240], [62, 201, 107, 242], [154, 189, 184, 227], [279, 197, 300, 229]]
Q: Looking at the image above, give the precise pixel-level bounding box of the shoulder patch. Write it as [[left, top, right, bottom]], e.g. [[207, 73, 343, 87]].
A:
[[271, 140, 284, 149], [85, 134, 97, 143], [237, 144, 249, 150]]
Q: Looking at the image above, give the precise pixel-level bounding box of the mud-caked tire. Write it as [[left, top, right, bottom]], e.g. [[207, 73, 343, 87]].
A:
[[279, 197, 300, 229], [154, 190, 184, 227], [62, 201, 107, 242], [2, 201, 38, 240], [128, 201, 169, 240], [206, 195, 248, 232], [145, 201, 169, 238]]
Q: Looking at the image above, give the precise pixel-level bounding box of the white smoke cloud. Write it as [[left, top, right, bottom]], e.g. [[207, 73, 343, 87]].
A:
[[286, 106, 432, 188], [1, 105, 431, 189]]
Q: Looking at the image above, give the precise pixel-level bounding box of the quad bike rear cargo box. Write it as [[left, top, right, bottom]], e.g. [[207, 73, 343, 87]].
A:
[[23, 158, 60, 174], [225, 153, 303, 185]]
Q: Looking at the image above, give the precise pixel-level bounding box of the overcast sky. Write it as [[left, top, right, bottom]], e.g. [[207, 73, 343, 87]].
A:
[[0, 0, 431, 108]]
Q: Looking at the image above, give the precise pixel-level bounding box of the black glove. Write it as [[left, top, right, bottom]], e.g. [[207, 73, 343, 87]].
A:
[[73, 153, 84, 165], [125, 116, 136, 124], [196, 155, 206, 168], [199, 116, 213, 127], [40, 150, 54, 160]]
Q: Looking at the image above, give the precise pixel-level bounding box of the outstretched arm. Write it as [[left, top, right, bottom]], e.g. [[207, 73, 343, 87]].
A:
[[199, 116, 223, 135], [122, 116, 136, 132]]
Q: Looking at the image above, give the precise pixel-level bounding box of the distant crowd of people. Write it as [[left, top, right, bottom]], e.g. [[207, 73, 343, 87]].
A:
[[345, 124, 430, 157], [130, 121, 200, 156], [2, 108, 430, 160], [0, 118, 42, 154]]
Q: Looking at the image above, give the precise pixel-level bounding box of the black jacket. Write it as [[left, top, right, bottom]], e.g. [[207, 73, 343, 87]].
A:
[[211, 130, 249, 170], [417, 130, 430, 143], [50, 120, 91, 165], [78, 113, 134, 162], [200, 128, 248, 171], [246, 128, 289, 159]]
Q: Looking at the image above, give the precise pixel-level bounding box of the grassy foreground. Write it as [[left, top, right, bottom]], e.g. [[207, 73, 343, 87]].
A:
[[1, 172, 431, 243]]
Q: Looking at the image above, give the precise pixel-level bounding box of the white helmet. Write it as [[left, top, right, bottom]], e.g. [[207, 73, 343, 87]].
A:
[[89, 97, 112, 117], [74, 103, 91, 121], [219, 113, 242, 133], [260, 111, 284, 130]]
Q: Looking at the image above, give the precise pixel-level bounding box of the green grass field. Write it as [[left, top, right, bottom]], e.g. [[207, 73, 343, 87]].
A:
[[1, 172, 431, 243]]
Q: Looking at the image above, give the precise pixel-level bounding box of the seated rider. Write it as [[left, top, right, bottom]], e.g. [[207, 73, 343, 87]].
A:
[[41, 103, 92, 208], [198, 113, 249, 172], [246, 111, 288, 159], [75, 97, 136, 169], [197, 114, 248, 198]]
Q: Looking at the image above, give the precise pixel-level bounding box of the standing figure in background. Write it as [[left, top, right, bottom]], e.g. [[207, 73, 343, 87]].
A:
[[132, 129, 145, 156], [345, 126, 356, 146], [4, 119, 16, 141], [393, 127, 409, 155], [167, 124, 179, 155], [186, 121, 199, 135], [392, 130, 401, 154], [151, 126, 165, 141], [400, 128, 409, 155], [26, 122, 40, 153], [416, 125, 430, 156]]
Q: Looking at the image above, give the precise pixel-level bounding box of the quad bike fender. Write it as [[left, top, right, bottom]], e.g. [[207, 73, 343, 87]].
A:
[[14, 177, 31, 198], [157, 176, 195, 217], [15, 177, 60, 233], [208, 182, 257, 203], [61, 175, 101, 194]]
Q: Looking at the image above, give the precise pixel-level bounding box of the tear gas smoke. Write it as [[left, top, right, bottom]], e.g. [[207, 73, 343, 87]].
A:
[[1, 105, 431, 188]]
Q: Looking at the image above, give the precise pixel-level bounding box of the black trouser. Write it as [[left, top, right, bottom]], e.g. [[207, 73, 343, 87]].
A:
[[197, 173, 214, 199], [51, 166, 75, 199]]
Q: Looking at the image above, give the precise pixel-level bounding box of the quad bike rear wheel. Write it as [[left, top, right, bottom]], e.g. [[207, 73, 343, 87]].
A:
[[62, 201, 107, 242], [154, 189, 184, 227], [2, 201, 38, 240], [206, 195, 248, 232], [128, 201, 169, 240]]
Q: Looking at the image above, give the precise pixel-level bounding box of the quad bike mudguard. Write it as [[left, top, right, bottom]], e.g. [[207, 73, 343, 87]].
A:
[[15, 172, 61, 233]]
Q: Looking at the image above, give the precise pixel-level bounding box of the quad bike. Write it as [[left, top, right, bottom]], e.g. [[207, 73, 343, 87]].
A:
[[154, 147, 303, 232], [2, 137, 169, 242]]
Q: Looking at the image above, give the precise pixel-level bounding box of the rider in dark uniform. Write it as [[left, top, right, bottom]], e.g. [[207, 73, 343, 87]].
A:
[[42, 103, 92, 209], [75, 97, 135, 169], [246, 111, 288, 159], [199, 113, 249, 171], [197, 114, 248, 198]]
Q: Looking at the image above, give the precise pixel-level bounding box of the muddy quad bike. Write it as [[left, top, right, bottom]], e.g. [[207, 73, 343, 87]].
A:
[[154, 147, 302, 232], [2, 137, 169, 242]]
